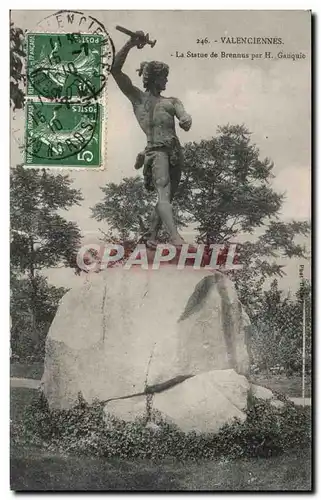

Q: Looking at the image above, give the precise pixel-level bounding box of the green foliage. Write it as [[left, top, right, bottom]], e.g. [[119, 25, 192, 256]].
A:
[[10, 275, 67, 361], [217, 395, 311, 458], [11, 165, 83, 273], [20, 392, 310, 462], [250, 279, 312, 374], [92, 177, 153, 240], [10, 166, 83, 359], [178, 125, 282, 242], [229, 219, 310, 303], [10, 22, 26, 110]]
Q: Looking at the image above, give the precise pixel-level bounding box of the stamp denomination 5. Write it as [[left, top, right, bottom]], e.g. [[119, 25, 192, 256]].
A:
[[25, 101, 101, 167]]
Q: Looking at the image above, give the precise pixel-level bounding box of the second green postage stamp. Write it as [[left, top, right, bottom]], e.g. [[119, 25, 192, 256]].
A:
[[25, 101, 102, 167]]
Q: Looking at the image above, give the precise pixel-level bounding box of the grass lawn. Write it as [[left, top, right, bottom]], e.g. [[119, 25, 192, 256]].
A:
[[10, 446, 312, 491], [10, 387, 312, 492], [10, 362, 44, 380], [252, 373, 312, 398]]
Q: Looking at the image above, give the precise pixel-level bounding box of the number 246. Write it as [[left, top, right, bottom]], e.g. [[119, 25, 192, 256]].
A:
[[197, 38, 209, 44]]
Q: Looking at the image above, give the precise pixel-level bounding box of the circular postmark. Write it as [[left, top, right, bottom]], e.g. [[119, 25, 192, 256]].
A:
[[27, 10, 115, 102]]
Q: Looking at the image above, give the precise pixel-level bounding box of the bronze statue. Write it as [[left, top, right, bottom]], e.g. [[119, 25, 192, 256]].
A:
[[111, 28, 192, 248]]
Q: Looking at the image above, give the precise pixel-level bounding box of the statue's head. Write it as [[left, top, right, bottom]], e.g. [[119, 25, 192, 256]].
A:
[[137, 61, 169, 92]]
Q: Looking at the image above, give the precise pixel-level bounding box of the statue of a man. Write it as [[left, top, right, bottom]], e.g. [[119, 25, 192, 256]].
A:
[[111, 32, 192, 248]]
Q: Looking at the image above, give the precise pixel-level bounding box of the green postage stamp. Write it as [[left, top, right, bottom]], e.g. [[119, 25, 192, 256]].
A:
[[24, 29, 113, 168], [27, 33, 107, 100], [25, 101, 102, 167]]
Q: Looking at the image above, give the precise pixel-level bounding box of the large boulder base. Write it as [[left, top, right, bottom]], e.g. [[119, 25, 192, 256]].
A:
[[42, 266, 249, 410]]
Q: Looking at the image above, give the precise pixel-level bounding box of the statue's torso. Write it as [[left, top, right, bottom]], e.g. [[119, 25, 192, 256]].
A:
[[132, 94, 178, 147]]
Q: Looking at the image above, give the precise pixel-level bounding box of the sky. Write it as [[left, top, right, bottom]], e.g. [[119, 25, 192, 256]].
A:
[[10, 10, 311, 289]]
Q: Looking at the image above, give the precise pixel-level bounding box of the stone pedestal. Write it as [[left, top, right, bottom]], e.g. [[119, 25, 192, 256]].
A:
[[41, 265, 258, 431]]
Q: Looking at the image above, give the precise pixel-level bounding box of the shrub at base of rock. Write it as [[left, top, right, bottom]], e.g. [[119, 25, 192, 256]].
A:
[[22, 392, 311, 461]]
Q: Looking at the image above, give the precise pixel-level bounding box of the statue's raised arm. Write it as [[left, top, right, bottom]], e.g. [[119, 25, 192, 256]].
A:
[[111, 31, 147, 104]]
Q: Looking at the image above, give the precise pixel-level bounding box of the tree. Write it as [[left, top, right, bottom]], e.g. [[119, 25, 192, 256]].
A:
[[11, 274, 66, 360], [178, 125, 282, 243], [91, 124, 310, 313], [10, 166, 83, 354], [251, 279, 311, 374], [227, 219, 309, 317], [11, 166, 83, 273], [10, 22, 26, 110]]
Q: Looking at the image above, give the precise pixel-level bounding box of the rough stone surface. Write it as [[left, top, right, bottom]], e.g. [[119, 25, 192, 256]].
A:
[[251, 384, 275, 400], [104, 369, 249, 433], [42, 266, 249, 409], [251, 383, 285, 408]]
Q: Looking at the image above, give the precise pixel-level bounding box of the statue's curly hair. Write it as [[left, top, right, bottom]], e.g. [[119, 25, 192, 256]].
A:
[[137, 61, 169, 90]]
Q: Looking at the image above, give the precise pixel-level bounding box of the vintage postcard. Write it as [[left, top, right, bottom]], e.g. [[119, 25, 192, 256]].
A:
[[10, 10, 312, 491]]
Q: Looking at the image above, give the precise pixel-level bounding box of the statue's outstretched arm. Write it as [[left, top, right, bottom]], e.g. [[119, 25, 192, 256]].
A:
[[111, 40, 142, 103], [173, 98, 192, 131]]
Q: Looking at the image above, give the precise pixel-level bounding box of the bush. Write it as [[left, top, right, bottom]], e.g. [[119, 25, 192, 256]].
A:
[[248, 280, 312, 376], [10, 276, 67, 362], [19, 392, 311, 462]]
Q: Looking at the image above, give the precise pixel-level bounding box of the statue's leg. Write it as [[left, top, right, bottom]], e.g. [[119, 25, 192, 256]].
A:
[[147, 169, 179, 242], [149, 209, 162, 241], [141, 152, 162, 243], [147, 167, 179, 241], [152, 151, 185, 246], [145, 151, 182, 244]]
